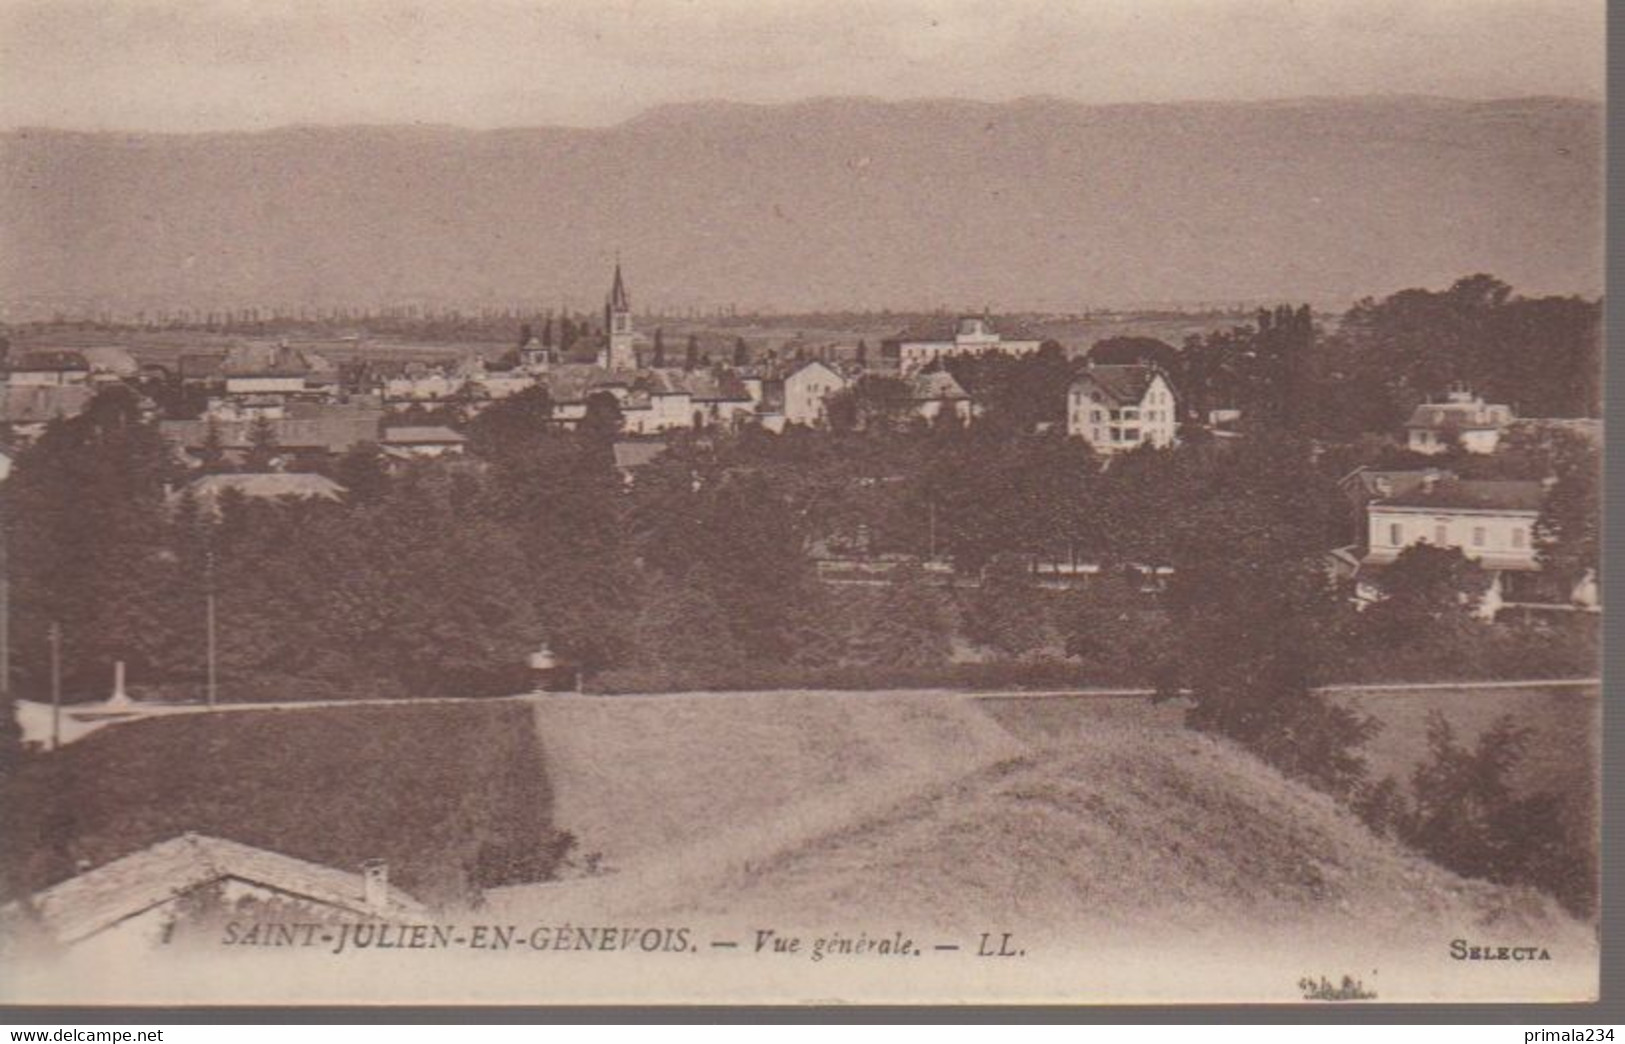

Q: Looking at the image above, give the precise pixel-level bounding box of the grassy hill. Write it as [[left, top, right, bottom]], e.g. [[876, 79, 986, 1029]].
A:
[[498, 689, 1591, 970], [0, 701, 561, 905]]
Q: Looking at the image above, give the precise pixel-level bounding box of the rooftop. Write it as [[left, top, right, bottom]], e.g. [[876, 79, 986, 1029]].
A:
[[7, 350, 89, 372], [182, 472, 347, 502], [1072, 364, 1164, 404], [1373, 478, 1545, 513], [1, 384, 96, 425], [3, 833, 425, 945], [380, 425, 467, 445]]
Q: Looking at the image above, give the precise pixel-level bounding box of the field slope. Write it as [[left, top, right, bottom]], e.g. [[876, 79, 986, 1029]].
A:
[[503, 691, 1591, 978]]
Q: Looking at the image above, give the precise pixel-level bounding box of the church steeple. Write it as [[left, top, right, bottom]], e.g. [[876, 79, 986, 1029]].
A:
[[602, 260, 637, 370]]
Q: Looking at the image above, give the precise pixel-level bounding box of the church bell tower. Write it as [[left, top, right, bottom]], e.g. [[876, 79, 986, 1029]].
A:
[[603, 261, 637, 371]]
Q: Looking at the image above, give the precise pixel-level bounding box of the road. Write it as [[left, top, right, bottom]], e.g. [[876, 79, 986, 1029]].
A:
[[13, 676, 1602, 748]]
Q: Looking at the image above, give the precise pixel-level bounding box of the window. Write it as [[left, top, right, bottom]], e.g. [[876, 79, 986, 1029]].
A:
[[1472, 527, 1486, 548], [1121, 408, 1140, 421], [1091, 409, 1103, 423], [1389, 522, 1403, 545], [1512, 527, 1526, 549]]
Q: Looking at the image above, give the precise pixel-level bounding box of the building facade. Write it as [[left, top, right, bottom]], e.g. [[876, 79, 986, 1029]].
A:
[[1067, 365, 1178, 454], [1405, 387, 1514, 455], [885, 316, 1043, 376], [783, 361, 848, 427]]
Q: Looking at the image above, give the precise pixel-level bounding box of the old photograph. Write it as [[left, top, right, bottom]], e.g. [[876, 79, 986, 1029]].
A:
[[0, 0, 1605, 1007]]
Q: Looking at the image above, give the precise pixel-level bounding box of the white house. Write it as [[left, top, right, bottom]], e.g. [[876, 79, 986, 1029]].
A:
[[783, 361, 849, 427], [1359, 476, 1546, 618], [1067, 365, 1178, 454], [885, 315, 1043, 376], [908, 370, 973, 423], [4, 351, 91, 387], [1405, 387, 1514, 455]]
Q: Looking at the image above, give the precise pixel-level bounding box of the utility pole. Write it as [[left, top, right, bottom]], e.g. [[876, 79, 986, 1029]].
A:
[[205, 548, 218, 708], [48, 622, 61, 751]]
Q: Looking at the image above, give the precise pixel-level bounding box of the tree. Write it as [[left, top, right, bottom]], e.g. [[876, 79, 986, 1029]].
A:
[[651, 327, 666, 367], [4, 386, 177, 696], [1363, 544, 1493, 644], [1371, 711, 1593, 916], [466, 384, 554, 461], [684, 335, 699, 372], [1534, 436, 1599, 599], [1159, 436, 1377, 798], [199, 416, 228, 473], [244, 414, 279, 471], [961, 555, 1053, 659], [732, 337, 749, 367], [1088, 336, 1177, 370], [842, 563, 952, 668], [826, 375, 914, 435], [580, 391, 623, 444], [330, 442, 391, 503]]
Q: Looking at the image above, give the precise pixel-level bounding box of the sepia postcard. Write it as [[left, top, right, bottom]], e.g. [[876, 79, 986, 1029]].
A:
[[0, 0, 1605, 1008]]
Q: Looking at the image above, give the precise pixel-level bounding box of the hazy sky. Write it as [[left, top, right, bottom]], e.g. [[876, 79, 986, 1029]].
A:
[[0, 0, 1605, 131]]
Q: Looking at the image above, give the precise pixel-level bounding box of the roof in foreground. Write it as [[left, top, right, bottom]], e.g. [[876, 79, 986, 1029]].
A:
[[1373, 478, 1545, 513], [4, 833, 425, 945]]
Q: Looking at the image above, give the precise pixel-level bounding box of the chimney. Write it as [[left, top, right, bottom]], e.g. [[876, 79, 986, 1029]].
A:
[[361, 859, 389, 914]]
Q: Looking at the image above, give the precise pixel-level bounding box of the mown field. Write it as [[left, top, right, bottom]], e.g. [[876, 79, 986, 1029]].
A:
[[0, 701, 560, 905]]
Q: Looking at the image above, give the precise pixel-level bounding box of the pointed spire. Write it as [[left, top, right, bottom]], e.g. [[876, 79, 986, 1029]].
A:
[[608, 260, 630, 312]]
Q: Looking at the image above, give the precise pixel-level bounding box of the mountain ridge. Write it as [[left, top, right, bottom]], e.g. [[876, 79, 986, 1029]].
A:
[[0, 95, 1601, 315]]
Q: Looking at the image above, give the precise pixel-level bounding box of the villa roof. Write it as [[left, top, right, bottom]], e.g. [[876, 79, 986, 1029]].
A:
[[1072, 364, 1163, 404], [908, 370, 970, 401]]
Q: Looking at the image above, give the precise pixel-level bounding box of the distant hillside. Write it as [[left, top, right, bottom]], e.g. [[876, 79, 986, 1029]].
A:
[[0, 95, 1602, 316]]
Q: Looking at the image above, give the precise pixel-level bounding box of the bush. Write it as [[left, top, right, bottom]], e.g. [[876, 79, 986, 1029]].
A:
[[1356, 711, 1596, 918]]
